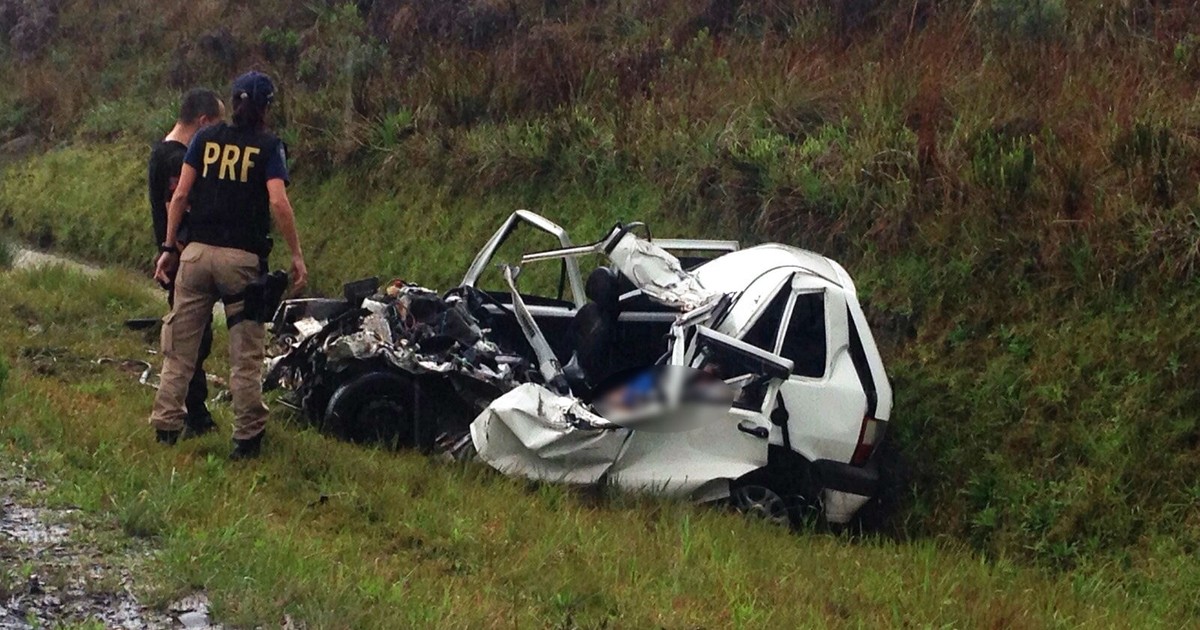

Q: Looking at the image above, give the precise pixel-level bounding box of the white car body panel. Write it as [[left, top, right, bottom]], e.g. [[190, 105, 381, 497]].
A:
[[778, 357, 869, 464]]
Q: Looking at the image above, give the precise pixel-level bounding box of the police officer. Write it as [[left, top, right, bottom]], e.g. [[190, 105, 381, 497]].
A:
[[150, 71, 308, 460], [147, 88, 223, 438]]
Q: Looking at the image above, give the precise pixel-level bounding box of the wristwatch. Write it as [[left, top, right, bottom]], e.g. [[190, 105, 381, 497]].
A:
[[159, 243, 180, 255]]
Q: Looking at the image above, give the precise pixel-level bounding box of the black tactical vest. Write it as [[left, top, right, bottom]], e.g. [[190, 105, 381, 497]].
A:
[[187, 123, 282, 257]]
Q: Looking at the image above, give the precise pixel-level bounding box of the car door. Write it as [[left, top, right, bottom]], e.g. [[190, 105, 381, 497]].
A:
[[606, 327, 787, 500], [768, 274, 868, 464]]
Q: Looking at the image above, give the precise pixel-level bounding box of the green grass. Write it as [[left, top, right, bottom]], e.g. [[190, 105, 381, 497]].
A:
[[5, 0, 1200, 625], [0, 144, 690, 295], [0, 264, 1187, 627]]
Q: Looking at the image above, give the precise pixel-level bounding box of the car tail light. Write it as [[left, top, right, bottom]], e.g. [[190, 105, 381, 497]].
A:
[[851, 417, 887, 466]]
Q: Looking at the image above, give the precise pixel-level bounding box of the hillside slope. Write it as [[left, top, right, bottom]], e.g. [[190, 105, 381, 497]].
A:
[[3, 0, 1200, 618]]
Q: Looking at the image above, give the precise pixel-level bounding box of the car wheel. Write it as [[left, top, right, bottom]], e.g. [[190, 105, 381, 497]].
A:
[[324, 370, 419, 448], [730, 482, 792, 527]]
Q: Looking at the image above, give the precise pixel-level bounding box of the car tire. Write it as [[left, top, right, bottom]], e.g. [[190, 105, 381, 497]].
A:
[[729, 481, 793, 527], [324, 370, 422, 449], [730, 468, 821, 530]]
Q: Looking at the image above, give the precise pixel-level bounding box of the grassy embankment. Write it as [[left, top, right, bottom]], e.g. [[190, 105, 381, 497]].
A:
[[0, 261, 1171, 628], [3, 0, 1200, 625]]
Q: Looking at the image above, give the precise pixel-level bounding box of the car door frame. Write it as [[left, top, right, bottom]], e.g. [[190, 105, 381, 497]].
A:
[[461, 210, 585, 308], [461, 210, 585, 360]]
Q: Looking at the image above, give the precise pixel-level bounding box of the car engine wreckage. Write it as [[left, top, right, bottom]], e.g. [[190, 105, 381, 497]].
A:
[[264, 212, 893, 526]]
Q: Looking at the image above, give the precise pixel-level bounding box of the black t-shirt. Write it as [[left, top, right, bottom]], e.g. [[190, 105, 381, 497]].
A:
[[147, 139, 188, 247], [182, 123, 289, 256]]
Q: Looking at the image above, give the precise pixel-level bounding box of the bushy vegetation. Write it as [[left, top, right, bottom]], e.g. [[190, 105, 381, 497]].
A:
[[3, 0, 1200, 621]]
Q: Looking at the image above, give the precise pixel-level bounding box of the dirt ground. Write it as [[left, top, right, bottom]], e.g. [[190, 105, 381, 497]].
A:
[[0, 467, 216, 629]]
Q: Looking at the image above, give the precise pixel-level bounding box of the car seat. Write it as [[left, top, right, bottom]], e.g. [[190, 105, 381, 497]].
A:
[[565, 267, 621, 391]]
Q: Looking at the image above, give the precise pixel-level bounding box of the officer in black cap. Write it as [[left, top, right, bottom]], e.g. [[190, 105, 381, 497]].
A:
[[150, 71, 308, 460]]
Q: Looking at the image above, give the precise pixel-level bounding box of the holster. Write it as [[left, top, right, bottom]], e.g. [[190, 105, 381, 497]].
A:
[[226, 270, 289, 328]]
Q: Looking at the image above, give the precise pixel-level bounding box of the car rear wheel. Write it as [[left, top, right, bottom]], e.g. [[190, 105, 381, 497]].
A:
[[730, 482, 791, 527], [730, 466, 822, 529]]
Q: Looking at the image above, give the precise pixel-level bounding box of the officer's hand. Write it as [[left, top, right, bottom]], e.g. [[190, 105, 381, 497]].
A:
[[154, 252, 179, 287], [290, 255, 308, 294]]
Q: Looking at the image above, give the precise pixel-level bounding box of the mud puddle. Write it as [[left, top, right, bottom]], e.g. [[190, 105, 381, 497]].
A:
[[0, 469, 218, 629]]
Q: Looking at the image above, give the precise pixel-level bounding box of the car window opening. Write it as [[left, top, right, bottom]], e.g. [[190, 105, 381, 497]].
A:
[[741, 288, 789, 353], [780, 292, 827, 378]]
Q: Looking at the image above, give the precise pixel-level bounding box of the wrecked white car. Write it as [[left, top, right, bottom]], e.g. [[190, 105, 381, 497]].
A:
[[265, 211, 892, 525]]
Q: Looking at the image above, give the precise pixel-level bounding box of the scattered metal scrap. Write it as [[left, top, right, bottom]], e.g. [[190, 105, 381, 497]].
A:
[[95, 357, 154, 387]]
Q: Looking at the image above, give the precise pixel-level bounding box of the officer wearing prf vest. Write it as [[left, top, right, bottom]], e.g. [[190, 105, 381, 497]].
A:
[[150, 71, 308, 460]]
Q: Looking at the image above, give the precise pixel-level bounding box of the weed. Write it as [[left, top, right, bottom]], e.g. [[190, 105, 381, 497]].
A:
[[118, 493, 168, 539], [967, 123, 1038, 212], [259, 26, 300, 64], [370, 108, 414, 151]]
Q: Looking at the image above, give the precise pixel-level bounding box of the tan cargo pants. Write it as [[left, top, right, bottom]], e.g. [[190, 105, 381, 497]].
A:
[[150, 242, 268, 440]]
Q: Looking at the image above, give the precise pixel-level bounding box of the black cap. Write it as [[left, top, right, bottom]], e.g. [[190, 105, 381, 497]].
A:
[[232, 71, 275, 108]]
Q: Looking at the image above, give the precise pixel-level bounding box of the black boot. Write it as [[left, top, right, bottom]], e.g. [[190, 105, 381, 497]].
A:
[[230, 431, 265, 461], [156, 429, 181, 446], [183, 412, 217, 439]]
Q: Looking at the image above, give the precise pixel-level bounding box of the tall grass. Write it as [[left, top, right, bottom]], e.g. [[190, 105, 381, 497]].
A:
[[3, 0, 1200, 602]]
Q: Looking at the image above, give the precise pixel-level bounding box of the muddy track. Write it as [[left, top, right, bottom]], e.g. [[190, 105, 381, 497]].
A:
[[9, 246, 102, 277]]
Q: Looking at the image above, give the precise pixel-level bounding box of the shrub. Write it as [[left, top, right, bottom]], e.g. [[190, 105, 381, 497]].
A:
[[975, 0, 1066, 40], [0, 95, 30, 139], [260, 26, 300, 64], [0, 0, 60, 61]]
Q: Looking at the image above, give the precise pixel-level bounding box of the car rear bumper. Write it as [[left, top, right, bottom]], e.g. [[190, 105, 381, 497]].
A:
[[813, 459, 879, 496], [813, 459, 879, 524]]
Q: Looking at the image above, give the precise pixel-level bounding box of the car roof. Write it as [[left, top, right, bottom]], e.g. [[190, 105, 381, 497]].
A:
[[688, 244, 849, 338], [692, 244, 844, 293]]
